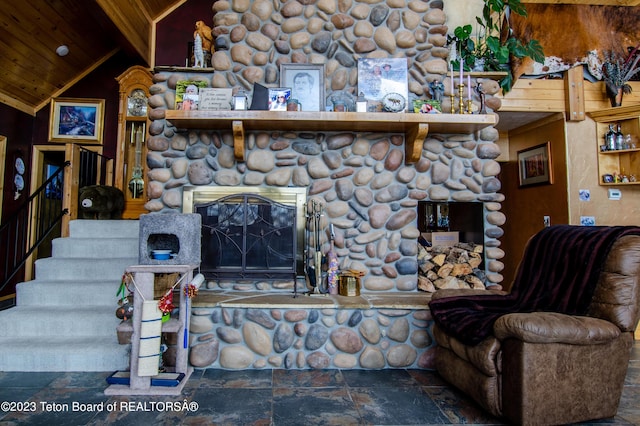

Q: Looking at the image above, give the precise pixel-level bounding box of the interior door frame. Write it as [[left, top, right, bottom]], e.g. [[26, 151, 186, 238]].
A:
[[25, 144, 103, 280], [0, 136, 6, 224]]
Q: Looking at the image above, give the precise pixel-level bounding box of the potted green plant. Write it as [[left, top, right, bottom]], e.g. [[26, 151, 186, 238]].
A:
[[602, 49, 640, 107], [447, 0, 544, 93]]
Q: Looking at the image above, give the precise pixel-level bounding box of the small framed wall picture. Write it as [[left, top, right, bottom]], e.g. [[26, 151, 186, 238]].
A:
[[280, 63, 325, 112], [518, 142, 553, 187], [49, 98, 105, 144], [357, 58, 409, 112], [175, 80, 208, 110]]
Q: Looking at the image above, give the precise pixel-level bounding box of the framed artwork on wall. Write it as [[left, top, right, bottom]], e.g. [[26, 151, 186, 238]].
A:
[[175, 80, 208, 110], [518, 142, 554, 187], [280, 63, 325, 112], [48, 98, 105, 144], [357, 58, 409, 112]]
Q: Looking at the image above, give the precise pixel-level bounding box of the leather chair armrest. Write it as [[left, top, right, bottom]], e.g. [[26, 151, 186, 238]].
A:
[[430, 288, 508, 301], [494, 312, 621, 345]]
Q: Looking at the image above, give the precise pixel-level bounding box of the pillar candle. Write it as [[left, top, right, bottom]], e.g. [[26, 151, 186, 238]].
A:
[[450, 64, 454, 93]]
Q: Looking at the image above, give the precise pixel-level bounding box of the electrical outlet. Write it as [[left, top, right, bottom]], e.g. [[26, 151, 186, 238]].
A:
[[543, 216, 550, 227]]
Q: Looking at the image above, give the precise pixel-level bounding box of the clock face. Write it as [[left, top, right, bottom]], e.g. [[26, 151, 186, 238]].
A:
[[14, 174, 24, 191], [15, 157, 25, 175], [127, 89, 148, 117]]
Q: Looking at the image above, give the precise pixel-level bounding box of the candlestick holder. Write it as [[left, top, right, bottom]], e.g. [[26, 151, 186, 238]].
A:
[[449, 95, 456, 114], [458, 84, 466, 115], [466, 99, 473, 114]]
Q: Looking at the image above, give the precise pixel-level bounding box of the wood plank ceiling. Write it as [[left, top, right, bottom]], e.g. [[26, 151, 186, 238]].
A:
[[0, 0, 184, 115], [0, 0, 636, 116]]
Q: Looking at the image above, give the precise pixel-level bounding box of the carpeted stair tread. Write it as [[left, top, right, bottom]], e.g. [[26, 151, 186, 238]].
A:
[[52, 237, 138, 258], [16, 280, 123, 306], [0, 305, 120, 337], [34, 257, 138, 280], [0, 336, 130, 372]]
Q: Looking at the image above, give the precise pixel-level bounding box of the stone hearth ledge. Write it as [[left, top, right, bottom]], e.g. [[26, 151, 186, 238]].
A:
[[193, 291, 431, 310]]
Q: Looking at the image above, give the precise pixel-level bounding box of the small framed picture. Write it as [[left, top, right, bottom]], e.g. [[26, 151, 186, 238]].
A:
[[518, 142, 553, 187], [268, 88, 292, 111], [280, 64, 325, 112], [357, 58, 409, 112], [413, 99, 442, 114], [175, 80, 208, 110], [48, 98, 105, 144]]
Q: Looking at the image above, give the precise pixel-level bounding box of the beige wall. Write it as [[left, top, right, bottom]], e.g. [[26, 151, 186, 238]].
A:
[[566, 118, 640, 226]]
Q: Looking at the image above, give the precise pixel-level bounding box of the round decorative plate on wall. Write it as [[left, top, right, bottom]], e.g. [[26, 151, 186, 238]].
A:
[[15, 157, 25, 175], [382, 92, 406, 112]]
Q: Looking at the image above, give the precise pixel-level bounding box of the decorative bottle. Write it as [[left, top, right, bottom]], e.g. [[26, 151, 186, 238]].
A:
[[606, 124, 616, 151], [615, 124, 624, 150]]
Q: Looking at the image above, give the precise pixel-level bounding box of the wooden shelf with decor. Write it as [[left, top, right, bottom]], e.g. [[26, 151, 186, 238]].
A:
[[164, 110, 497, 164], [589, 105, 640, 186]]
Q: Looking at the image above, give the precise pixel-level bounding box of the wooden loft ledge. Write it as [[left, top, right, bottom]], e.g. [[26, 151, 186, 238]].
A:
[[164, 110, 497, 163], [498, 73, 640, 118]]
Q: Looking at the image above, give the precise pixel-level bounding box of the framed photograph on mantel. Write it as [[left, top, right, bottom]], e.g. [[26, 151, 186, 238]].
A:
[[357, 58, 409, 112], [280, 63, 325, 112], [518, 142, 553, 187], [48, 98, 105, 144]]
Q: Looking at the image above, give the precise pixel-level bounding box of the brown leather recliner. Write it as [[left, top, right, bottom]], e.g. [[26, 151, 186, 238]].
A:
[[430, 233, 640, 426]]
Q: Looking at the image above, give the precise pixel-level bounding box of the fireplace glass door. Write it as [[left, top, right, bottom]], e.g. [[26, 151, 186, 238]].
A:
[[196, 194, 297, 280]]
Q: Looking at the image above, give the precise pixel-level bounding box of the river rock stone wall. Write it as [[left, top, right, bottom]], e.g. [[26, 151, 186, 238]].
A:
[[184, 306, 435, 370], [208, 0, 504, 113], [143, 0, 507, 288], [147, 70, 506, 288]]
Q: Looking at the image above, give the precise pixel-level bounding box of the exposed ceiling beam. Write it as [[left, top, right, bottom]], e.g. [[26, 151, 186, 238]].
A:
[[96, 0, 152, 65]]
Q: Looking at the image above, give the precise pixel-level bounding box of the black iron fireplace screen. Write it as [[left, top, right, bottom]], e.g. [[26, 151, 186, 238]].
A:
[[196, 193, 297, 280]]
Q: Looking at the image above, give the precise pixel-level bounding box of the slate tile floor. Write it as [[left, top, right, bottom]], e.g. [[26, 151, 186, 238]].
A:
[[0, 341, 638, 425]]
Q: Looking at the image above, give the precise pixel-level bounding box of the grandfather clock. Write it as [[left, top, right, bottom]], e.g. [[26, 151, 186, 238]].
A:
[[115, 66, 152, 219]]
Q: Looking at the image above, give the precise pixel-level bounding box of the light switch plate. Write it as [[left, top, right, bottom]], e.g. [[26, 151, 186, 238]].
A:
[[608, 189, 621, 200]]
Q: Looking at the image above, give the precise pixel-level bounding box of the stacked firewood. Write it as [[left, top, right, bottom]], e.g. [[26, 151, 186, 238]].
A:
[[417, 242, 486, 292]]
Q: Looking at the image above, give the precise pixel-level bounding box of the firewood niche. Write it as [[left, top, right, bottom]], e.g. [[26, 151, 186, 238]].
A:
[[164, 110, 497, 164], [418, 242, 486, 292]]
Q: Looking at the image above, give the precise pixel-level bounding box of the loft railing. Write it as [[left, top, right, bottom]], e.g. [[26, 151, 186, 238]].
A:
[[0, 144, 114, 305], [61, 144, 115, 237]]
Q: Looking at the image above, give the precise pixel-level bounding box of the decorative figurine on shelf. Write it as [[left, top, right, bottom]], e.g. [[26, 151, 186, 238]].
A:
[[475, 82, 486, 114], [193, 34, 205, 68], [428, 79, 445, 104], [193, 20, 214, 68], [194, 21, 214, 53]]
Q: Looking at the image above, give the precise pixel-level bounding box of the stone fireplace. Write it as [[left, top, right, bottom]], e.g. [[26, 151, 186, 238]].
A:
[[139, 0, 508, 369]]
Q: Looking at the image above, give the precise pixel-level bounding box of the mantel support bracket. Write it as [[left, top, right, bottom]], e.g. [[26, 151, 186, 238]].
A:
[[405, 123, 429, 164], [232, 120, 245, 161]]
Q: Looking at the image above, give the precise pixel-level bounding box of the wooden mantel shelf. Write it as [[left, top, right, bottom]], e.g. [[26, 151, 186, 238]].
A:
[[164, 110, 497, 163]]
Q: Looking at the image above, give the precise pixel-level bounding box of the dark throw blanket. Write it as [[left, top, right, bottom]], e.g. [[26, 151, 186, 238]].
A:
[[429, 225, 640, 346]]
